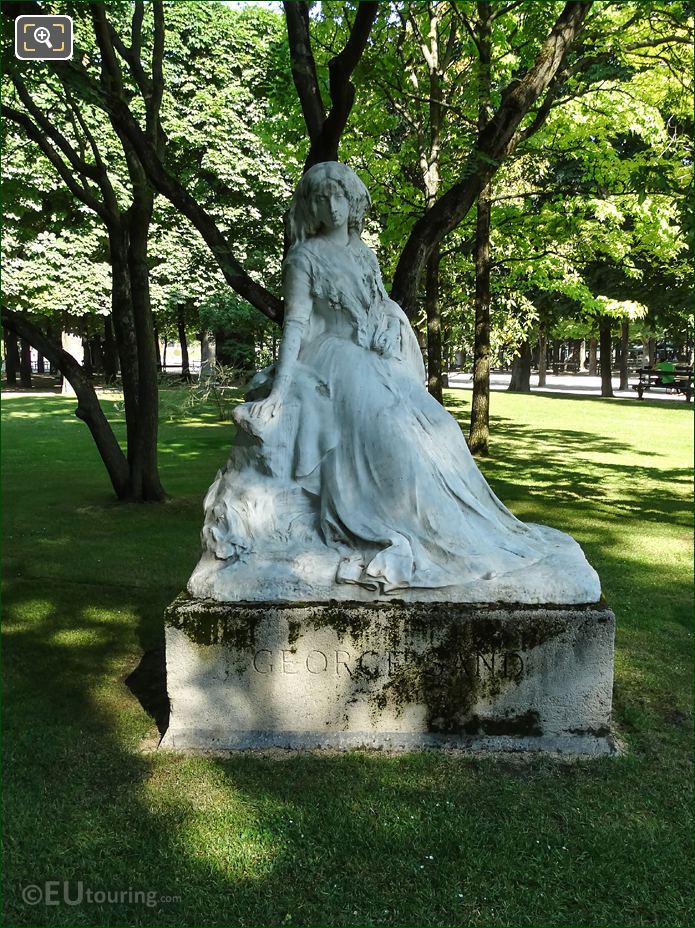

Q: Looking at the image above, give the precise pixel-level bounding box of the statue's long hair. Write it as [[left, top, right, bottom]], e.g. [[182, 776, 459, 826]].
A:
[[286, 162, 371, 247]]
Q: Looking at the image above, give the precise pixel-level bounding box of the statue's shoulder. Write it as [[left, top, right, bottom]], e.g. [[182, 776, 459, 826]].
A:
[[352, 237, 380, 269], [283, 241, 318, 278]]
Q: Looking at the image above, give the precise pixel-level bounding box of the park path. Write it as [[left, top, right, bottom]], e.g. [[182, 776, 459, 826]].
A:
[[1, 372, 690, 403], [447, 371, 690, 403]]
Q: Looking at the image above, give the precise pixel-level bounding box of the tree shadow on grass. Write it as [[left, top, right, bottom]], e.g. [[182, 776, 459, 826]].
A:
[[479, 421, 690, 518], [440, 396, 692, 531]]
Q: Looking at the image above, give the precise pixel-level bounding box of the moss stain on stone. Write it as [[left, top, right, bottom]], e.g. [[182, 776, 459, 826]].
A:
[[306, 603, 375, 642], [166, 592, 263, 655], [165, 595, 612, 741], [359, 612, 567, 733]]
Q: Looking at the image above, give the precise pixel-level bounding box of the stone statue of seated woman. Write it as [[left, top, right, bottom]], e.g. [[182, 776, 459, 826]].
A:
[[188, 162, 600, 605]]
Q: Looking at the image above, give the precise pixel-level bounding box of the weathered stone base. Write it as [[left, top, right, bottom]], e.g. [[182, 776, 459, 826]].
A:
[[161, 594, 616, 756]]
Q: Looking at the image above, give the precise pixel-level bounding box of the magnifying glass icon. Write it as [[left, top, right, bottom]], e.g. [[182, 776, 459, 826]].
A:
[[34, 26, 53, 49]]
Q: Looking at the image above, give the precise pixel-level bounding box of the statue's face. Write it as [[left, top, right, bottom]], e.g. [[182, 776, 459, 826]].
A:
[[314, 180, 350, 232]]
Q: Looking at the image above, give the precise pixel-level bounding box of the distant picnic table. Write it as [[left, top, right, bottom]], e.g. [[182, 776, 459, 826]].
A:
[[633, 365, 693, 402]]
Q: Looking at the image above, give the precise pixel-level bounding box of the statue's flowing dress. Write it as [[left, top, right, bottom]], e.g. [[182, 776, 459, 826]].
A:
[[190, 235, 598, 601]]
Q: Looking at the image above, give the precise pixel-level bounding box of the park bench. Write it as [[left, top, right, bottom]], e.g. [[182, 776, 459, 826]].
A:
[[551, 361, 580, 374], [633, 366, 693, 402]]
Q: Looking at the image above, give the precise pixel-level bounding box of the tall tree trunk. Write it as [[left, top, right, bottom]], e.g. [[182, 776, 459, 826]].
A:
[[469, 1, 492, 455], [19, 338, 32, 388], [588, 337, 598, 376], [214, 327, 231, 366], [469, 185, 491, 455], [82, 337, 93, 378], [200, 331, 213, 375], [552, 340, 561, 373], [4, 328, 19, 384], [153, 325, 162, 372], [2, 309, 130, 498], [177, 308, 191, 382], [619, 319, 629, 391], [415, 324, 427, 378], [508, 340, 532, 392], [109, 228, 141, 478], [36, 352, 45, 374], [127, 186, 167, 502], [103, 315, 119, 383], [45, 323, 59, 374], [538, 330, 547, 387], [89, 335, 104, 375], [599, 316, 614, 398], [648, 336, 657, 366], [419, 5, 447, 403], [425, 246, 442, 403]]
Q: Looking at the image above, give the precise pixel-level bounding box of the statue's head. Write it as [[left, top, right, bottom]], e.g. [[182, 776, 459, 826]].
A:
[[287, 162, 371, 244]]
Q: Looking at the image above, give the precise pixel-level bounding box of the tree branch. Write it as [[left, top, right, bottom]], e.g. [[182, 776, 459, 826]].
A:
[[90, 2, 125, 96], [626, 34, 692, 50], [390, 1, 594, 317], [63, 85, 106, 173], [451, 5, 481, 53], [131, 0, 145, 62], [491, 1, 526, 21], [83, 4, 282, 323], [2, 103, 109, 221], [150, 0, 165, 152], [305, 1, 379, 168], [513, 67, 566, 146], [283, 1, 325, 143], [441, 10, 459, 71], [11, 75, 103, 182]]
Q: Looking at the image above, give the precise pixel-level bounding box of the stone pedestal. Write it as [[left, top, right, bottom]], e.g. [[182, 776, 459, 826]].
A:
[[160, 594, 616, 755]]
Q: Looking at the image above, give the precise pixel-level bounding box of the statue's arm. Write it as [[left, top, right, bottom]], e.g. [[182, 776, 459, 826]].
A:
[[233, 261, 313, 432], [270, 261, 313, 398]]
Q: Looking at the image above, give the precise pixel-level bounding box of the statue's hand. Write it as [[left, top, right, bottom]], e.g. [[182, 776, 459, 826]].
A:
[[373, 316, 402, 359], [250, 395, 282, 421], [233, 395, 281, 437]]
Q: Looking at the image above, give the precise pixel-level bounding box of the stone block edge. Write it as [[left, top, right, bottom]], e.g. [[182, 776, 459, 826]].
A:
[[159, 727, 619, 757], [165, 590, 613, 618]]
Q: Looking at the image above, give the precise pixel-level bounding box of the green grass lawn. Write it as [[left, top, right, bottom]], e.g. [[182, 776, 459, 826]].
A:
[[2, 387, 693, 927]]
